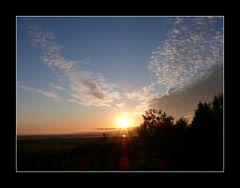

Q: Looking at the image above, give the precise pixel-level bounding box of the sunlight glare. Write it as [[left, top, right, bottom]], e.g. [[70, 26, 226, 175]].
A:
[[118, 118, 130, 128]]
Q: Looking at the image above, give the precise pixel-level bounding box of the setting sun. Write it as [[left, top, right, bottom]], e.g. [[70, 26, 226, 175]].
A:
[[118, 118, 130, 128]]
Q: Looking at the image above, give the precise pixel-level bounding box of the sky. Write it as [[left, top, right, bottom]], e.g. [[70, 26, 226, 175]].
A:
[[16, 16, 223, 135]]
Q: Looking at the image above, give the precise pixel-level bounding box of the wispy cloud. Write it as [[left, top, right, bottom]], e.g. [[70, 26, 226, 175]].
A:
[[24, 21, 120, 107], [18, 82, 60, 102], [49, 82, 65, 91], [35, 89, 60, 101], [17, 82, 33, 92], [116, 102, 124, 108], [126, 83, 160, 115]]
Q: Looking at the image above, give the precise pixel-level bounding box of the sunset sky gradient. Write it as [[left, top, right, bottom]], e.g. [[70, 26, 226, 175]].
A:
[[17, 16, 223, 135]]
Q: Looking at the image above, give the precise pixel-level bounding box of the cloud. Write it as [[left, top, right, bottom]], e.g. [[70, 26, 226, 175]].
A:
[[68, 70, 120, 106], [126, 83, 160, 115], [25, 21, 120, 107], [18, 82, 60, 102], [17, 82, 33, 92], [49, 82, 65, 91], [35, 89, 60, 101], [126, 17, 223, 116], [116, 102, 124, 108], [149, 63, 223, 120], [148, 17, 223, 95]]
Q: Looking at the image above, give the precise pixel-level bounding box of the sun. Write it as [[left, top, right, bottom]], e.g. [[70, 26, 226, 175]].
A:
[[118, 117, 130, 128]]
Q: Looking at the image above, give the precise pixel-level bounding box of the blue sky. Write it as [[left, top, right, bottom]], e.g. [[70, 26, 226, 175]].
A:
[[17, 16, 223, 135], [17, 17, 172, 89]]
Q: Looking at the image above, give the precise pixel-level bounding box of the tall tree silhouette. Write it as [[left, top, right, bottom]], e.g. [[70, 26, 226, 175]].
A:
[[137, 109, 175, 163], [186, 93, 223, 170], [211, 94, 223, 170], [138, 109, 174, 140], [175, 117, 188, 134], [212, 94, 223, 127], [191, 93, 223, 133]]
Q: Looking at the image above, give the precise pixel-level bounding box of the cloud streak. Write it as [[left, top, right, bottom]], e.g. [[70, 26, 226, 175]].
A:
[[126, 83, 160, 115], [49, 82, 65, 91], [18, 82, 60, 102], [25, 22, 120, 107], [116, 102, 124, 108]]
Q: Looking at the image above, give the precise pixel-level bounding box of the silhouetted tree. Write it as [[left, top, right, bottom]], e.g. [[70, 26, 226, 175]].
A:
[[212, 94, 223, 113], [191, 101, 213, 133], [212, 93, 223, 127], [210, 94, 223, 169], [185, 93, 223, 170], [191, 94, 223, 134], [175, 117, 188, 133], [137, 109, 175, 161], [138, 109, 174, 140]]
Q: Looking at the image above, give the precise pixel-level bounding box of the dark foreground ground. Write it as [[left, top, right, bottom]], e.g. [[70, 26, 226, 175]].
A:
[[17, 132, 223, 172], [17, 135, 155, 171]]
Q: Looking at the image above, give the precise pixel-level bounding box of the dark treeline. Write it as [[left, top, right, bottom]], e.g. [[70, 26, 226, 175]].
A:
[[17, 94, 223, 171], [137, 93, 223, 171]]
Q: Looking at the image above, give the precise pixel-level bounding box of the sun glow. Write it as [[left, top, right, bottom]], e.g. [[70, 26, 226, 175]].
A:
[[118, 117, 130, 128]]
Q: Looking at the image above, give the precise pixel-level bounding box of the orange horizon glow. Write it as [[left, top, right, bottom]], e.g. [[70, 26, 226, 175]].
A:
[[17, 112, 142, 135]]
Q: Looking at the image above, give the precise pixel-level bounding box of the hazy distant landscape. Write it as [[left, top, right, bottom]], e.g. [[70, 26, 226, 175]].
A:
[[17, 128, 137, 140]]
